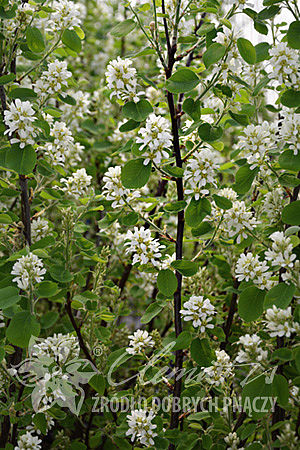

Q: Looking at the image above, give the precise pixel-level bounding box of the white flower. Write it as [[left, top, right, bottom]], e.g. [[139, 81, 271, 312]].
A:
[[262, 188, 287, 223], [219, 187, 238, 202], [47, 0, 82, 33], [31, 218, 49, 242], [180, 295, 215, 332], [11, 253, 46, 291], [128, 0, 150, 8], [202, 350, 233, 387], [136, 114, 172, 165], [265, 231, 296, 269], [221, 200, 259, 244], [184, 149, 218, 199], [124, 227, 165, 267], [239, 121, 277, 169], [0, 311, 5, 328], [51, 121, 74, 149], [15, 431, 42, 450], [235, 334, 268, 364], [60, 168, 92, 199], [126, 330, 155, 355], [126, 409, 157, 447], [235, 252, 273, 290], [224, 431, 241, 450], [265, 306, 297, 338], [278, 423, 299, 450], [61, 90, 91, 121], [279, 111, 300, 155], [4, 100, 36, 148], [268, 43, 300, 90], [26, 413, 54, 435], [34, 60, 72, 98], [4, 3, 34, 37], [102, 166, 141, 208], [31, 333, 79, 363], [105, 57, 143, 103]]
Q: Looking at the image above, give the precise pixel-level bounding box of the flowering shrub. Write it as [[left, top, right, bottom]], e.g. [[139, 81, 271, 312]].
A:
[[0, 0, 299, 449]]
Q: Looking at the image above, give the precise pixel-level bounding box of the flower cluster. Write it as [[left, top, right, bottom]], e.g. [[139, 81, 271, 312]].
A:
[[60, 168, 92, 199], [265, 306, 298, 338], [239, 122, 276, 169], [180, 295, 215, 332], [262, 188, 287, 223], [126, 409, 157, 447], [235, 252, 273, 290], [268, 43, 300, 89], [105, 57, 142, 103], [15, 431, 42, 450], [224, 432, 241, 450], [31, 334, 80, 363], [279, 111, 300, 155], [47, 0, 82, 33], [126, 330, 155, 356], [11, 253, 46, 291], [221, 200, 259, 244], [34, 60, 72, 99], [235, 334, 268, 364], [184, 149, 218, 199], [136, 114, 172, 165], [265, 231, 296, 269], [202, 350, 233, 387], [124, 227, 165, 267], [102, 166, 141, 208], [4, 100, 37, 148], [31, 218, 49, 242], [4, 3, 34, 37]]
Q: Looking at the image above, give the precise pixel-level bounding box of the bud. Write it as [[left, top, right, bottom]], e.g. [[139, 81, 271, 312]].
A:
[[149, 21, 155, 33]]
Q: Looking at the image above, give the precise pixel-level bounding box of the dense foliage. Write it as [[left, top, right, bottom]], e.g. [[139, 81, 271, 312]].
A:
[[0, 0, 299, 449]]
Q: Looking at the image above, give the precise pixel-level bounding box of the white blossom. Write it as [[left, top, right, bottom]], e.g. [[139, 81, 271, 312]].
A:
[[15, 431, 42, 450], [0, 311, 5, 328], [265, 306, 297, 338], [4, 100, 36, 148], [60, 168, 92, 199], [224, 432, 241, 450], [268, 43, 300, 90], [239, 121, 277, 169], [31, 218, 49, 242], [202, 350, 233, 387], [34, 60, 72, 98], [262, 188, 287, 223], [105, 57, 143, 103], [102, 166, 141, 208], [11, 253, 46, 291], [235, 334, 268, 364], [184, 149, 218, 199], [136, 114, 172, 165], [124, 227, 165, 267], [126, 409, 157, 447], [265, 231, 296, 269], [279, 111, 300, 155], [221, 200, 259, 244], [47, 0, 82, 33], [126, 330, 155, 355], [31, 334, 80, 363], [4, 3, 34, 37], [180, 295, 215, 332], [278, 424, 299, 450], [235, 252, 274, 290]]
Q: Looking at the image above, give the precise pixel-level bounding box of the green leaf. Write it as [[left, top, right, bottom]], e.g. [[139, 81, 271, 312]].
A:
[[164, 200, 187, 213], [287, 21, 300, 49], [229, 110, 250, 126], [141, 302, 164, 324], [191, 221, 214, 237], [238, 286, 265, 322], [185, 197, 211, 228], [0, 73, 15, 85], [190, 338, 214, 367], [49, 265, 73, 283], [254, 19, 268, 35], [122, 99, 153, 122], [121, 158, 151, 188], [255, 42, 271, 62], [182, 98, 201, 121], [280, 90, 300, 108], [0, 146, 37, 175], [272, 374, 289, 407], [203, 43, 226, 68], [121, 211, 139, 226], [279, 150, 300, 171], [282, 201, 300, 225], [8, 88, 37, 100], [252, 76, 270, 96], [6, 311, 40, 348], [233, 165, 259, 194], [58, 93, 76, 105], [62, 29, 82, 53], [270, 348, 293, 362], [264, 282, 296, 309], [26, 26, 45, 53], [237, 38, 256, 64], [110, 19, 136, 37], [157, 269, 177, 297], [0, 213, 13, 224], [258, 5, 280, 20], [171, 260, 199, 277], [198, 123, 223, 142], [0, 286, 20, 309], [119, 119, 140, 132], [165, 68, 200, 94], [212, 194, 232, 210], [242, 374, 273, 419], [32, 413, 47, 435], [89, 374, 105, 395], [173, 331, 193, 350], [36, 281, 59, 299], [40, 311, 59, 329]]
